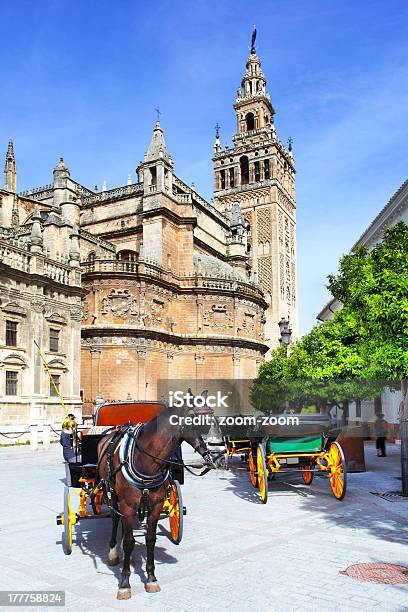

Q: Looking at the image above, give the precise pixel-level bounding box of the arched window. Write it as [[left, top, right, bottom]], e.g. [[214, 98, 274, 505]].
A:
[[264, 159, 270, 180], [254, 161, 260, 182], [245, 112, 255, 131], [87, 251, 95, 262], [240, 156, 249, 185]]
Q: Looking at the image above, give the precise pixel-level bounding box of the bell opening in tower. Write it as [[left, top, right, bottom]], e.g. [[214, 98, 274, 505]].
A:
[[220, 169, 226, 189], [240, 155, 249, 185], [245, 112, 255, 131]]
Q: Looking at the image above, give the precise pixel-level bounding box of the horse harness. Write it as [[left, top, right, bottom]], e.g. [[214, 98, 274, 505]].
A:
[[97, 422, 217, 518]]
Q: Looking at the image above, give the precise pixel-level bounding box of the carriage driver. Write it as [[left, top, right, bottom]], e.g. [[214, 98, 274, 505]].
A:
[[60, 414, 78, 462]]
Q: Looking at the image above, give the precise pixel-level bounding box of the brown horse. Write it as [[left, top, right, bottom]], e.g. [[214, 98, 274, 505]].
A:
[[97, 401, 214, 600]]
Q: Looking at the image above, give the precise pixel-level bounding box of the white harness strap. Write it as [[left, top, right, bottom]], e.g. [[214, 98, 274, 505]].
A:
[[118, 424, 169, 489]]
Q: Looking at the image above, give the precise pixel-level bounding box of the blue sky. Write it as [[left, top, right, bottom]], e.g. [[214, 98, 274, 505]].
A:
[[1, 0, 407, 334]]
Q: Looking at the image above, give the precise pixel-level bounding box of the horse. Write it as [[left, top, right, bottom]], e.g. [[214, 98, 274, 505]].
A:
[[97, 400, 215, 600]]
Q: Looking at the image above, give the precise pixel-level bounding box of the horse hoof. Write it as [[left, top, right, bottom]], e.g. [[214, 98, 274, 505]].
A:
[[145, 582, 161, 593], [117, 588, 132, 600], [107, 556, 120, 566]]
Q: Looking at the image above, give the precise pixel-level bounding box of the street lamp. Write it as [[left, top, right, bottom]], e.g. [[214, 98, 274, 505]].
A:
[[278, 316, 292, 350]]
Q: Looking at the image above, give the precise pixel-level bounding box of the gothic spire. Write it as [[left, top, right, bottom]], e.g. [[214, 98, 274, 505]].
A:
[[4, 138, 17, 192], [53, 156, 70, 176], [144, 119, 172, 164]]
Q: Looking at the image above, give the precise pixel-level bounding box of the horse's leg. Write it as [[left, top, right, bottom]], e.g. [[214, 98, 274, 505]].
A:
[[145, 499, 162, 593], [107, 500, 120, 566], [117, 509, 135, 600]]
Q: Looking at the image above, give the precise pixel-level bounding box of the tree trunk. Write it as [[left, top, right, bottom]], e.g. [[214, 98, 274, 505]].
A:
[[400, 379, 408, 497]]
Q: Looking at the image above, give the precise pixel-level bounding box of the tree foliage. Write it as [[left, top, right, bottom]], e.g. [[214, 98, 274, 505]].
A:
[[254, 222, 408, 413]]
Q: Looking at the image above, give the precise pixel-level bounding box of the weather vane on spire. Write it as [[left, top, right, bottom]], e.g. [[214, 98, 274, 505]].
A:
[[214, 123, 220, 138], [155, 107, 161, 122], [251, 25, 257, 53]]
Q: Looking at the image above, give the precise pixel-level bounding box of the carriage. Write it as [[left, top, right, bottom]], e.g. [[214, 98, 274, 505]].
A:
[[226, 414, 347, 504], [57, 401, 185, 555]]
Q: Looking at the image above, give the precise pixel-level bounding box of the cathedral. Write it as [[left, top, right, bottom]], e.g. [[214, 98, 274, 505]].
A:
[[0, 36, 297, 427]]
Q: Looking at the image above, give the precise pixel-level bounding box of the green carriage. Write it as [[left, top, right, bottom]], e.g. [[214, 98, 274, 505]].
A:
[[227, 414, 347, 504]]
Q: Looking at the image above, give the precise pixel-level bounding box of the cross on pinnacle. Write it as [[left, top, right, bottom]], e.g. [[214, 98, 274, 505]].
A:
[[214, 123, 220, 138], [155, 107, 161, 122]]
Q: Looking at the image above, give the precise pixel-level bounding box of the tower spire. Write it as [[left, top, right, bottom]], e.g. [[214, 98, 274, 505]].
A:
[[214, 123, 221, 154], [145, 119, 171, 164], [4, 138, 17, 192]]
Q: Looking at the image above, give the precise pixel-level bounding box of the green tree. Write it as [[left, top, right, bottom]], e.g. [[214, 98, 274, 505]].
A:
[[328, 221, 408, 493], [257, 221, 408, 493]]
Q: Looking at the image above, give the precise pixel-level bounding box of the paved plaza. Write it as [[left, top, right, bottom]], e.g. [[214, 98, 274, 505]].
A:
[[0, 441, 407, 611]]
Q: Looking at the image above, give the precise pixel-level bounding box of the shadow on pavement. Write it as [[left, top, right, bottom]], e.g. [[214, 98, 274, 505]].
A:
[[295, 442, 408, 548], [56, 503, 179, 591], [222, 456, 321, 504]]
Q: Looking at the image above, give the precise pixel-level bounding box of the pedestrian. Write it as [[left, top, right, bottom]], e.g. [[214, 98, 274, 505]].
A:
[[374, 413, 388, 457]]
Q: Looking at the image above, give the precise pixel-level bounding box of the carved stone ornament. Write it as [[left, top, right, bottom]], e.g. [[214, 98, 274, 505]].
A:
[[81, 298, 89, 322], [202, 304, 234, 330], [242, 310, 256, 333], [150, 298, 165, 326], [69, 306, 83, 321], [1, 301, 27, 317], [101, 289, 138, 320], [45, 310, 67, 325]]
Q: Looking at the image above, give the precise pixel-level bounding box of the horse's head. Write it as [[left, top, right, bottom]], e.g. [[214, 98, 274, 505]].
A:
[[169, 388, 216, 468]]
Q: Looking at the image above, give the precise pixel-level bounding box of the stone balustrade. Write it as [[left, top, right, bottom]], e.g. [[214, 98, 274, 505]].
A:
[[0, 237, 80, 286], [0, 242, 31, 273], [175, 192, 192, 204], [81, 257, 264, 300], [19, 184, 53, 197], [82, 183, 143, 206], [42, 259, 71, 284]]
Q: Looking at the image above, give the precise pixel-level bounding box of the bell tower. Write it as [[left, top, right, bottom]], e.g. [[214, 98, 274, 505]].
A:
[[213, 30, 298, 349]]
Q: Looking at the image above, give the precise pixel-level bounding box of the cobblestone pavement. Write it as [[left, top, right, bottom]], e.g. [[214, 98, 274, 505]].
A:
[[0, 441, 407, 611]]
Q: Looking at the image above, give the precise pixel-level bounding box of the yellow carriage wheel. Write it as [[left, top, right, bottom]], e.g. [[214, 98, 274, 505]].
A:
[[301, 464, 314, 485], [328, 442, 347, 500], [62, 486, 76, 555], [249, 452, 258, 488], [257, 444, 268, 504], [167, 480, 183, 545]]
